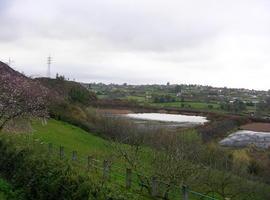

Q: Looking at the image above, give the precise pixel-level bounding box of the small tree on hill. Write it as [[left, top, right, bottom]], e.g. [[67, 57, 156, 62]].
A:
[[0, 69, 48, 131]]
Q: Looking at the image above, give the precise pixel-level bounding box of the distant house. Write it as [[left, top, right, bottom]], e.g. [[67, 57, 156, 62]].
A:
[[145, 95, 152, 100], [252, 100, 259, 104], [176, 92, 182, 97]]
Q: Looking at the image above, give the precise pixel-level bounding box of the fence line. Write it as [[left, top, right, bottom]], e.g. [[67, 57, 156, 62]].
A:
[[44, 142, 217, 200]]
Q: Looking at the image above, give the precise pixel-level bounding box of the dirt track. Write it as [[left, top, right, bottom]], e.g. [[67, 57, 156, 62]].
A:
[[240, 123, 270, 132]]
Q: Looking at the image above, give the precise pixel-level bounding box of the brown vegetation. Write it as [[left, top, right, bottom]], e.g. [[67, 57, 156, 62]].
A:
[[98, 108, 134, 115], [198, 116, 250, 142], [240, 123, 270, 132]]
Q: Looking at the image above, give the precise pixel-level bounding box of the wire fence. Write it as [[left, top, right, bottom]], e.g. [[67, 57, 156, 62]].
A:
[[34, 140, 218, 200]]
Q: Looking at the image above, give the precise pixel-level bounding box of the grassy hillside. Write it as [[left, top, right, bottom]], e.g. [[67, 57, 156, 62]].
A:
[[4, 120, 156, 199], [32, 119, 110, 158], [31, 119, 153, 173], [27, 120, 211, 200], [27, 119, 270, 200]]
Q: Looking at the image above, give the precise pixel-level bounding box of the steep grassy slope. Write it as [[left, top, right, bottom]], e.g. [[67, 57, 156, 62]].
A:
[[31, 119, 153, 170], [32, 119, 110, 157], [2, 119, 270, 200]]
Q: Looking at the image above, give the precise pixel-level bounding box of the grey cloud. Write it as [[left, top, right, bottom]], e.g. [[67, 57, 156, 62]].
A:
[[0, 0, 221, 50], [0, 0, 10, 12], [0, 1, 20, 42], [0, 0, 270, 89], [3, 0, 270, 51]]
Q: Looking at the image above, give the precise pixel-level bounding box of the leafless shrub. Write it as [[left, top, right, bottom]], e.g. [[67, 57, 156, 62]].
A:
[[0, 63, 48, 131]]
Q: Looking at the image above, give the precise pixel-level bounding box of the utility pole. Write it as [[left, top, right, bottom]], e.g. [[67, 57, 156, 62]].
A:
[[47, 56, 52, 78], [7, 58, 14, 66]]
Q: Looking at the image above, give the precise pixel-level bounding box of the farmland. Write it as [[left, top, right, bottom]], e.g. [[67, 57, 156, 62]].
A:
[[88, 83, 270, 117], [1, 61, 270, 200]]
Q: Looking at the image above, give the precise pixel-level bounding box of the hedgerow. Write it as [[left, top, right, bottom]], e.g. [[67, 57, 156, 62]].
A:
[[0, 137, 140, 200]]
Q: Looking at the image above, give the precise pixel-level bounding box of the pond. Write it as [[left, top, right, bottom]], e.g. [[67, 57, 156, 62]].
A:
[[219, 130, 270, 149], [123, 113, 208, 127]]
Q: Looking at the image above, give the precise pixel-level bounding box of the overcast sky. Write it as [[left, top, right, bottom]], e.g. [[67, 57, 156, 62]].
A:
[[0, 0, 270, 90]]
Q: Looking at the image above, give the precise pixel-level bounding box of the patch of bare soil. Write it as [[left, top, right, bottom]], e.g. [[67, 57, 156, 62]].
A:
[[240, 123, 270, 132]]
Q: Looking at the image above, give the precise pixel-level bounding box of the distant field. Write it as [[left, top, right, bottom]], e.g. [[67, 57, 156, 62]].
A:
[[151, 101, 220, 110], [98, 94, 258, 116], [126, 95, 146, 102], [246, 106, 256, 112], [97, 94, 108, 99]]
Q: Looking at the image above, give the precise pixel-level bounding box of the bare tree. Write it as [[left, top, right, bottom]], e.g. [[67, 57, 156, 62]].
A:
[[150, 131, 202, 199], [111, 129, 203, 199], [0, 62, 48, 131]]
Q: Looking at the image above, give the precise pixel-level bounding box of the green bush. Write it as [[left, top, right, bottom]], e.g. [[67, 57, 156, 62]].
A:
[[0, 138, 139, 200], [247, 160, 261, 175], [48, 102, 96, 133], [69, 85, 94, 105], [0, 177, 22, 200]]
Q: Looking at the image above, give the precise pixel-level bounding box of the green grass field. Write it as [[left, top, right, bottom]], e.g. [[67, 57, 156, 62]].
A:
[[31, 119, 111, 158], [97, 94, 109, 99], [152, 101, 220, 110], [124, 95, 222, 111], [3, 119, 268, 200], [29, 120, 219, 200], [126, 96, 146, 102], [31, 119, 154, 174], [29, 120, 181, 199]]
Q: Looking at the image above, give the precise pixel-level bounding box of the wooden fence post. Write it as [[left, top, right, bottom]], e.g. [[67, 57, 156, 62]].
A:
[[48, 143, 53, 155], [59, 146, 64, 160], [151, 176, 158, 197], [182, 185, 189, 200], [87, 156, 93, 171], [72, 151, 77, 161], [126, 168, 132, 189], [103, 160, 110, 181]]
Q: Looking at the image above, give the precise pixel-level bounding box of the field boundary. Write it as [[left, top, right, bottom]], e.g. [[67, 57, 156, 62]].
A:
[[44, 141, 217, 200]]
